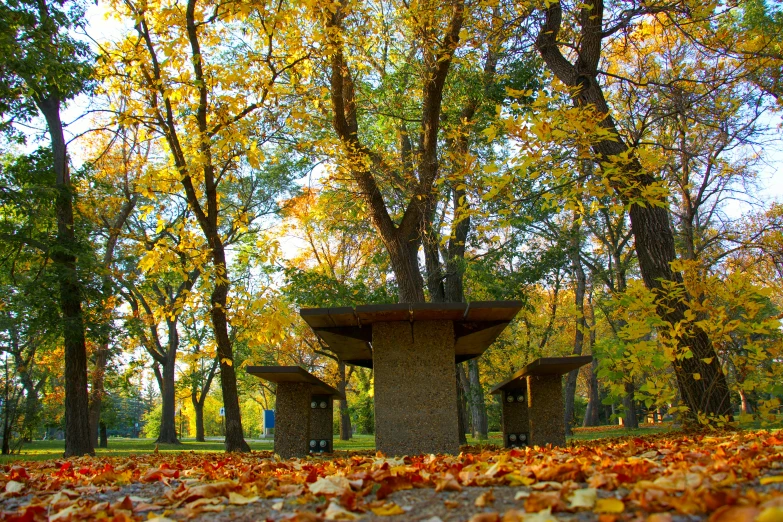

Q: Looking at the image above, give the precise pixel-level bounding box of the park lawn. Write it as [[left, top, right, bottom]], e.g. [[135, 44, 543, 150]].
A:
[[3, 416, 778, 463], [0, 426, 665, 463]]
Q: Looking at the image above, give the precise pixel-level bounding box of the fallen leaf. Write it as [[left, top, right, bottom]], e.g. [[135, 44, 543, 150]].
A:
[[371, 502, 405, 516], [594, 498, 625, 514], [568, 488, 597, 509], [525, 491, 565, 513], [309, 475, 352, 496], [646, 514, 673, 522], [707, 505, 760, 522], [475, 489, 495, 507], [228, 491, 259, 505], [5, 481, 24, 493], [468, 513, 500, 522], [324, 501, 361, 520], [756, 507, 783, 522], [760, 476, 783, 485]]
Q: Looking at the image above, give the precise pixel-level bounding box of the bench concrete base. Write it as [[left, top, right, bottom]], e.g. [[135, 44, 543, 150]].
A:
[[275, 382, 311, 459], [491, 356, 592, 448], [373, 320, 460, 456]]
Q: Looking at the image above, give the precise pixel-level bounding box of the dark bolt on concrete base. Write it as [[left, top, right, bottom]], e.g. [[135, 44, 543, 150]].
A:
[[274, 382, 311, 459], [527, 375, 565, 447], [373, 320, 460, 456], [501, 389, 529, 448]]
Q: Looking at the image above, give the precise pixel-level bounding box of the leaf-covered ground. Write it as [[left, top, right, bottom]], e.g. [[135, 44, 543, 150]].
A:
[[2, 430, 783, 521]]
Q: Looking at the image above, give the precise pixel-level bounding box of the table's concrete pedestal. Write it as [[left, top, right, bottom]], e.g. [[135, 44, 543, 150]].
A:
[[527, 375, 565, 447], [246, 366, 344, 459], [491, 356, 592, 448], [275, 382, 311, 459], [373, 320, 459, 456]]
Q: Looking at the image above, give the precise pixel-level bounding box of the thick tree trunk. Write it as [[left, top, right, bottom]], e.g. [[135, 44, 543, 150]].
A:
[[456, 372, 468, 445], [583, 357, 601, 427], [99, 422, 108, 448], [156, 335, 179, 444], [89, 342, 109, 446], [535, 1, 732, 424], [457, 363, 472, 438], [467, 359, 488, 439], [38, 97, 94, 458], [623, 381, 639, 429], [193, 392, 206, 442], [338, 360, 352, 440]]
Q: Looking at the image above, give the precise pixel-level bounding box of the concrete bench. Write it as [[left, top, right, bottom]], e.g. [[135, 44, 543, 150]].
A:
[[246, 366, 344, 459], [490, 356, 592, 448]]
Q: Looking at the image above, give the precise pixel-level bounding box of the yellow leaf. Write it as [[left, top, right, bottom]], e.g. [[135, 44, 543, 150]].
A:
[[221, 358, 233, 366], [371, 502, 405, 516], [693, 373, 701, 381], [757, 507, 783, 522], [759, 476, 783, 485], [228, 492, 259, 505], [594, 498, 624, 513]]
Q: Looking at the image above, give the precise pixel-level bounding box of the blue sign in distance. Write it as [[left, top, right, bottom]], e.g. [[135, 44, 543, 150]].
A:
[[263, 409, 275, 429]]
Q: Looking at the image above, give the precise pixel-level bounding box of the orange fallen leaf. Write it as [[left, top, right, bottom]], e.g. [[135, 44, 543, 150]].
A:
[[475, 489, 495, 507], [468, 513, 500, 522], [370, 502, 405, 516], [708, 505, 760, 522], [525, 491, 566, 513]]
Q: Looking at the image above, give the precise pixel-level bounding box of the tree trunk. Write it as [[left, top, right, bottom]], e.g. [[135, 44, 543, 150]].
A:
[[456, 372, 468, 445], [89, 341, 109, 446], [210, 246, 249, 452], [738, 389, 753, 415], [156, 334, 179, 444], [564, 207, 587, 436], [338, 360, 352, 440], [37, 97, 94, 458], [623, 381, 639, 429], [583, 357, 601, 427], [467, 359, 488, 439], [99, 422, 108, 448], [535, 1, 732, 424], [193, 392, 206, 442]]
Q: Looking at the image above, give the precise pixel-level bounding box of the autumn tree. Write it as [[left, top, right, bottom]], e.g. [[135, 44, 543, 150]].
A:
[[102, 0, 305, 451], [532, 0, 733, 423], [0, 0, 96, 455]]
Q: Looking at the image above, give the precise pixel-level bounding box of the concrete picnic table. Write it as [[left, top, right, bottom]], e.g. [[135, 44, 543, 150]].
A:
[[490, 356, 593, 447], [299, 301, 523, 456], [246, 366, 344, 459]]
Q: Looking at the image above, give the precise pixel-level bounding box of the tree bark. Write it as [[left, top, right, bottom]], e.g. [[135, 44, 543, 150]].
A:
[[535, 0, 732, 423], [623, 380, 639, 429], [338, 360, 352, 440], [323, 0, 465, 302], [467, 359, 488, 439], [156, 326, 180, 444], [99, 422, 108, 448], [37, 96, 94, 458], [564, 206, 587, 436]]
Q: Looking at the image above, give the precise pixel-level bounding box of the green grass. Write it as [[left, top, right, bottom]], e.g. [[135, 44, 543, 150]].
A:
[[0, 437, 274, 463], [3, 417, 779, 464]]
